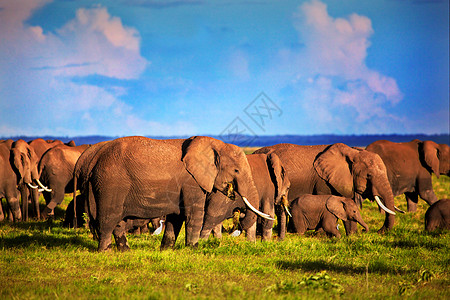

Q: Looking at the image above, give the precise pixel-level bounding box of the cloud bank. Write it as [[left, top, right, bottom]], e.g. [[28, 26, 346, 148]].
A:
[[0, 0, 185, 136], [277, 0, 404, 133]]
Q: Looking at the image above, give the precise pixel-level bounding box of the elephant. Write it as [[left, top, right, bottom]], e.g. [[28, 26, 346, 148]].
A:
[[366, 140, 450, 212], [425, 199, 450, 231], [10, 138, 69, 220], [290, 195, 369, 238], [72, 136, 271, 252], [0, 140, 22, 221], [254, 143, 397, 238], [37, 143, 90, 219], [200, 152, 291, 241], [9, 139, 44, 221]]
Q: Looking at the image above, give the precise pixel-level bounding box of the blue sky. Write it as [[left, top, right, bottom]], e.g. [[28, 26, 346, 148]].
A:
[[0, 0, 448, 137]]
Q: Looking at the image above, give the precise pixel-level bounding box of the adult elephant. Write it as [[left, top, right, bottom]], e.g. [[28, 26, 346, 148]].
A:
[[73, 136, 271, 252], [10, 138, 70, 220], [37, 143, 90, 219], [0, 140, 22, 221], [366, 140, 450, 212], [10, 139, 46, 221], [254, 143, 397, 238], [200, 152, 291, 241]]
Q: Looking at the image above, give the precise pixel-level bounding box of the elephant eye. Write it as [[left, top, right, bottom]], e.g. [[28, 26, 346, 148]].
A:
[[234, 169, 239, 174]]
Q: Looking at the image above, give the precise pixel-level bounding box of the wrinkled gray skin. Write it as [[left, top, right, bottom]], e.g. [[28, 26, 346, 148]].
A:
[[254, 143, 396, 238], [425, 199, 450, 231], [73, 136, 261, 252], [11, 138, 73, 220], [290, 195, 369, 238], [38, 144, 90, 219], [0, 140, 22, 222], [366, 140, 450, 212], [200, 152, 290, 241]]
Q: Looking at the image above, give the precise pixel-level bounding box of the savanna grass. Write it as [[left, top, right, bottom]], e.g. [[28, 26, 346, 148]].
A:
[[1, 175, 449, 299]]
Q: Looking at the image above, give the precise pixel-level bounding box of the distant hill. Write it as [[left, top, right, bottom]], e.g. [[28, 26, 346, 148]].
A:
[[2, 134, 449, 147]]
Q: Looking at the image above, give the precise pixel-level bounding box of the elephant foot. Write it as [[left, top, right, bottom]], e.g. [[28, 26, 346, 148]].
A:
[[186, 242, 199, 249], [98, 243, 113, 252], [40, 207, 54, 220], [117, 244, 130, 252], [377, 226, 391, 234], [160, 238, 176, 251], [115, 235, 130, 252]]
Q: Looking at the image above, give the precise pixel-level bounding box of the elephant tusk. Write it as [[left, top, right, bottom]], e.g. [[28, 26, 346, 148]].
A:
[[27, 183, 38, 189], [242, 197, 275, 221], [38, 188, 44, 193], [36, 179, 52, 192], [284, 205, 292, 218], [375, 196, 396, 215], [394, 206, 406, 214]]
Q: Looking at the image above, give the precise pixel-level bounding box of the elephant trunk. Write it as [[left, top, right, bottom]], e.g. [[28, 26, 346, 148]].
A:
[[238, 176, 263, 232], [356, 216, 369, 232], [372, 181, 396, 233]]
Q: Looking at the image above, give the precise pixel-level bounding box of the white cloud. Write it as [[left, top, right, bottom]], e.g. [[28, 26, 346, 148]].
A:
[[0, 1, 174, 137], [281, 0, 404, 133]]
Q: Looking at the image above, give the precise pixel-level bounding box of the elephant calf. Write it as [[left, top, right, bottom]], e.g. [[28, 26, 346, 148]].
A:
[[290, 195, 369, 238], [425, 199, 450, 231]]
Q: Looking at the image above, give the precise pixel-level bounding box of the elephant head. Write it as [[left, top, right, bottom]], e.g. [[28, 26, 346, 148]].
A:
[[326, 196, 369, 232], [313, 143, 396, 232], [11, 139, 51, 192], [11, 140, 39, 187], [421, 141, 450, 178], [183, 136, 271, 222]]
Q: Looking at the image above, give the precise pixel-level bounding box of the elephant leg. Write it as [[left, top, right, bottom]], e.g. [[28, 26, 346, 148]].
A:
[[20, 186, 29, 222], [418, 189, 438, 207], [160, 214, 184, 250], [211, 223, 222, 239], [342, 220, 358, 235], [405, 192, 419, 212], [0, 199, 5, 222], [97, 216, 122, 252], [261, 224, 273, 242], [322, 220, 341, 238], [113, 220, 130, 252], [377, 213, 395, 234], [277, 207, 287, 241], [30, 188, 40, 219], [260, 198, 274, 241], [246, 221, 257, 242], [276, 205, 286, 241], [183, 188, 206, 248]]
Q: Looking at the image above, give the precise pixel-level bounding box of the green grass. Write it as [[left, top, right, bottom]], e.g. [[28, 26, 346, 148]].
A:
[[1, 175, 449, 299]]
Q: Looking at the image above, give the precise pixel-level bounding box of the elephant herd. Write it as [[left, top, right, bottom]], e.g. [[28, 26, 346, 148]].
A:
[[0, 137, 448, 252]]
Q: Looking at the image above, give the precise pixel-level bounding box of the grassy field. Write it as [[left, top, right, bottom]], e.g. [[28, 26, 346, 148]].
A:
[[1, 175, 449, 299]]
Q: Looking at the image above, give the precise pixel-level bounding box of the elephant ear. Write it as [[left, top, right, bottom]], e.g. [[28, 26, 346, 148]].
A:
[[12, 148, 26, 179], [267, 152, 285, 198], [326, 196, 347, 221], [314, 143, 355, 198], [422, 141, 440, 177], [182, 136, 219, 193]]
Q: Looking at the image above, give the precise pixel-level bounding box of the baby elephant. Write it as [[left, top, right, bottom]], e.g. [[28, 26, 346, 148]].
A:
[[290, 195, 369, 238], [425, 199, 450, 231]]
